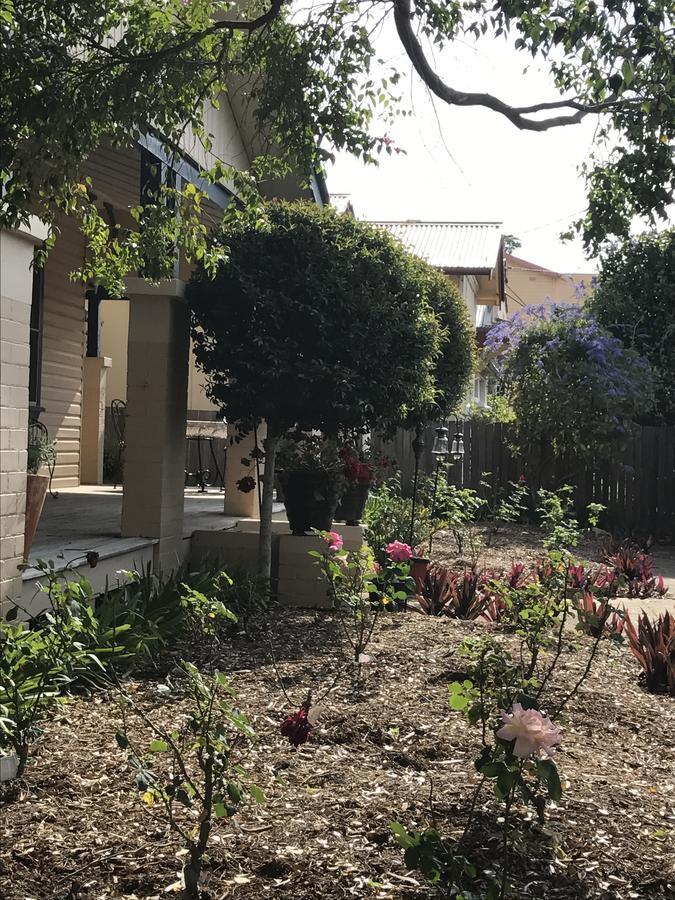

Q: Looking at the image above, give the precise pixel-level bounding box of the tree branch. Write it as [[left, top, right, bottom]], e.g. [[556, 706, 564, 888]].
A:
[[392, 0, 619, 131]]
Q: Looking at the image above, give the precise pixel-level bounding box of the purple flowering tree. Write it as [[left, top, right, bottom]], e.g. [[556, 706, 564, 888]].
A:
[[487, 306, 654, 472]]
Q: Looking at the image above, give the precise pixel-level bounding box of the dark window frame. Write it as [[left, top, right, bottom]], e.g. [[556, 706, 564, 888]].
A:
[[28, 258, 45, 415]]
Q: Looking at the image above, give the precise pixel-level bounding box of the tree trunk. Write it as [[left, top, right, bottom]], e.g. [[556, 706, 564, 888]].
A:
[[257, 426, 278, 580]]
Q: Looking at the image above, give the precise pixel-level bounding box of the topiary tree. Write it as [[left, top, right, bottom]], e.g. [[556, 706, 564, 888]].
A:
[[187, 201, 473, 578], [588, 229, 675, 423], [487, 306, 654, 478]]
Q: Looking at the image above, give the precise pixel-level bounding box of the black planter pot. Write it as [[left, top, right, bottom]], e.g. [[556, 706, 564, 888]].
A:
[[335, 482, 370, 526], [279, 470, 341, 536]]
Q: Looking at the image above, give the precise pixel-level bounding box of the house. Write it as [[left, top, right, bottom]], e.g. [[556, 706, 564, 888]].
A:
[[369, 220, 507, 409], [0, 95, 324, 610], [505, 254, 595, 311]]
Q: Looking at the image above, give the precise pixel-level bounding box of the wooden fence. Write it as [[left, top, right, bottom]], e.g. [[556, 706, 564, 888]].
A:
[[374, 422, 675, 540]]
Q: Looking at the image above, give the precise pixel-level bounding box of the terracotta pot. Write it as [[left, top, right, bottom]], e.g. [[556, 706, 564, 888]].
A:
[[278, 470, 340, 536], [409, 556, 430, 593], [335, 482, 370, 526], [23, 473, 49, 559]]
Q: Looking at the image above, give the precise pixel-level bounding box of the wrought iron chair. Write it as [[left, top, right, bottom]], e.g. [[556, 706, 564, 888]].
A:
[[27, 418, 58, 498], [110, 398, 127, 489]]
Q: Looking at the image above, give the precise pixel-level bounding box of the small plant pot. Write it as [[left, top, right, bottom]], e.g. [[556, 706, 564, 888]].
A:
[[24, 473, 49, 559], [335, 482, 370, 526], [409, 556, 430, 594], [0, 753, 19, 783], [279, 470, 340, 536]]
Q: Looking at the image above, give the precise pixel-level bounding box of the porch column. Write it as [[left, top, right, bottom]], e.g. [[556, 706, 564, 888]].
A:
[[223, 423, 266, 519], [121, 278, 189, 569], [0, 220, 49, 608], [80, 356, 111, 484]]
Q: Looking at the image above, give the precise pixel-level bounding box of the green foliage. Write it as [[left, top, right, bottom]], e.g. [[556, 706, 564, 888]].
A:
[[26, 433, 56, 475], [3, 0, 672, 284], [117, 662, 261, 897], [311, 536, 413, 664], [537, 487, 603, 554], [189, 202, 471, 437], [276, 433, 343, 473], [467, 393, 516, 424], [216, 569, 270, 634], [0, 566, 101, 775], [589, 229, 675, 422], [363, 478, 433, 562]]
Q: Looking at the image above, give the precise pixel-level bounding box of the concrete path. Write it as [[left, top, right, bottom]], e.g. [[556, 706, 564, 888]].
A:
[[619, 547, 675, 621]]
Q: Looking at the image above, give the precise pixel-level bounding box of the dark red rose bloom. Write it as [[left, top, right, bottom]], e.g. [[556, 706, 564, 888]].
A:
[[236, 475, 256, 493], [518, 474, 527, 484], [280, 707, 312, 747]]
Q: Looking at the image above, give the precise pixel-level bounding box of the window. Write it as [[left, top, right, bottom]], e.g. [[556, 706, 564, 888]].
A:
[[28, 261, 44, 411]]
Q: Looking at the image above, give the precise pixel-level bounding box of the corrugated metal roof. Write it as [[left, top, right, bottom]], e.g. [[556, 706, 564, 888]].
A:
[[370, 221, 503, 274]]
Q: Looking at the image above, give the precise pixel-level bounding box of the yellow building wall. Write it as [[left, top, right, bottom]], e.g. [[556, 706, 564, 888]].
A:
[[506, 263, 594, 310], [100, 299, 217, 413]]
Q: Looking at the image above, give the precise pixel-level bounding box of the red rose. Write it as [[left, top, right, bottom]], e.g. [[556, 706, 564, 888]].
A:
[[236, 475, 256, 493], [280, 707, 312, 747]]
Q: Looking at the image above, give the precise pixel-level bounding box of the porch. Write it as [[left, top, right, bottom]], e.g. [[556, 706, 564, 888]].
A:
[[21, 485, 241, 608]]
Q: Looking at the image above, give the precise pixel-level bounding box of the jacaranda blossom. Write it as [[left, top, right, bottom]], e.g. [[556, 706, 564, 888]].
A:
[[496, 703, 561, 758], [280, 707, 312, 747], [386, 540, 413, 562], [325, 531, 343, 552]]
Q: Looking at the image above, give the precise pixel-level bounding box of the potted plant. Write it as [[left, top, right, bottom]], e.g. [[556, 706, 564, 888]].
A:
[[276, 433, 344, 535], [335, 446, 394, 526], [24, 431, 56, 559]]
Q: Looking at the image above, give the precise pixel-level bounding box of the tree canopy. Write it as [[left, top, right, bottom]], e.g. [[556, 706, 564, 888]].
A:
[[588, 229, 675, 423], [487, 305, 654, 464], [188, 201, 473, 436], [187, 200, 474, 575], [2, 0, 673, 280]]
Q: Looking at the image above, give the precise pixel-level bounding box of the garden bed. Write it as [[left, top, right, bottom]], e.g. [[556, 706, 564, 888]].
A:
[[430, 522, 609, 572], [1, 609, 673, 900]]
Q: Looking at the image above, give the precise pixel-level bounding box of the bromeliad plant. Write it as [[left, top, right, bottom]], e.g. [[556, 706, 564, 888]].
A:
[[311, 531, 414, 667], [606, 540, 667, 598], [116, 662, 263, 898], [418, 565, 492, 619], [623, 611, 675, 695]]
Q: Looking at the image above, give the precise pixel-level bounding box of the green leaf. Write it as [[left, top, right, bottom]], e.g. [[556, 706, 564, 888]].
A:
[[449, 693, 468, 710], [214, 801, 227, 818], [226, 781, 243, 804], [249, 784, 266, 804], [537, 759, 562, 800], [115, 730, 129, 750], [149, 739, 168, 752], [389, 821, 415, 850]]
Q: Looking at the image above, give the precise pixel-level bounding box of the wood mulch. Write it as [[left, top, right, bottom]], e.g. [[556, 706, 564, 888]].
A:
[[429, 522, 611, 572], [1, 604, 674, 900]]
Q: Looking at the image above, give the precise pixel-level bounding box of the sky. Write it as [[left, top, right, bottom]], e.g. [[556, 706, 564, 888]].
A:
[[327, 22, 607, 274]]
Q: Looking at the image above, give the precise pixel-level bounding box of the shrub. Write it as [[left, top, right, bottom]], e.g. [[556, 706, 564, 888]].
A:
[[363, 479, 432, 563], [0, 566, 101, 775], [487, 306, 654, 465], [418, 566, 490, 619], [624, 611, 675, 695], [116, 662, 262, 897], [311, 532, 413, 666]]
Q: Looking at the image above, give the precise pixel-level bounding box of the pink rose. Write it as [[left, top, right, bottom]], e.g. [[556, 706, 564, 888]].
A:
[[325, 530, 343, 553], [385, 540, 413, 562], [496, 703, 561, 758]]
